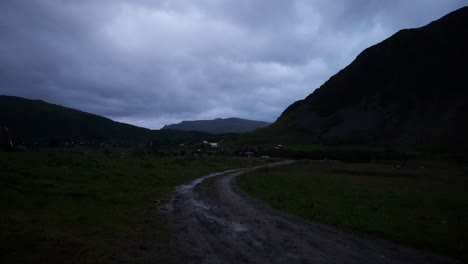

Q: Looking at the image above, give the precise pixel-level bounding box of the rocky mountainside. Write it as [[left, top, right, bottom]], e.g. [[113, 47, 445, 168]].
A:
[[162, 118, 271, 134], [261, 7, 468, 149]]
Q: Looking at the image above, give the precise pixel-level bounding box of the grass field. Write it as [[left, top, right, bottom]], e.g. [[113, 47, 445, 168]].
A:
[[0, 152, 263, 263], [286, 144, 374, 152], [237, 160, 468, 262]]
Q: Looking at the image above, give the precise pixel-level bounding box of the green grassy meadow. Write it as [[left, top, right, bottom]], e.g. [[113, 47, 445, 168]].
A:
[[237, 160, 468, 262], [0, 152, 262, 263]]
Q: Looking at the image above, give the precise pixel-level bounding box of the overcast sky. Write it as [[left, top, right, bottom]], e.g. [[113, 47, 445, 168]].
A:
[[0, 1, 465, 129]]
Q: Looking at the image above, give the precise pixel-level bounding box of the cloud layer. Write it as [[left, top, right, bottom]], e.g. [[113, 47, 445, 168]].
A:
[[0, 1, 465, 128]]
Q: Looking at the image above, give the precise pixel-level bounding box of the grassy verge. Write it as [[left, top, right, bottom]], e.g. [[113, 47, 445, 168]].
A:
[[237, 160, 468, 262], [0, 152, 263, 263]]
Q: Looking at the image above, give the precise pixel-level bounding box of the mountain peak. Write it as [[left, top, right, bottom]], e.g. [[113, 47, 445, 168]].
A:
[[162, 118, 271, 134]]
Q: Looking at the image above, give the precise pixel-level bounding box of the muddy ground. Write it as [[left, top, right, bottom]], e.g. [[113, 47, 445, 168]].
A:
[[161, 161, 461, 264]]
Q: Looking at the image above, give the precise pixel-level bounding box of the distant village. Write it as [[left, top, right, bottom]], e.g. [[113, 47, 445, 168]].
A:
[[0, 125, 284, 159]]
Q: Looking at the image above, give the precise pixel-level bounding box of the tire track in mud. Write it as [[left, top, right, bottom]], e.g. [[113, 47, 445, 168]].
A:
[[162, 161, 461, 264]]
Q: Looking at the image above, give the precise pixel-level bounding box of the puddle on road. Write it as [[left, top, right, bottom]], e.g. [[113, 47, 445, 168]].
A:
[[203, 215, 250, 233], [191, 199, 212, 210], [231, 222, 249, 232], [176, 169, 239, 194]]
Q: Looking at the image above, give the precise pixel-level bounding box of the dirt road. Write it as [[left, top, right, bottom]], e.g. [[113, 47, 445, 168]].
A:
[[162, 161, 460, 264]]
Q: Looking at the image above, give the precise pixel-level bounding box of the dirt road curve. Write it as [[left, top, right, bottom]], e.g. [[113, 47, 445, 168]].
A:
[[162, 161, 460, 264]]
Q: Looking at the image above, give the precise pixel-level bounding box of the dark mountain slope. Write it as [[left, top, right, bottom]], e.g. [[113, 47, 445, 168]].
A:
[[0, 95, 149, 143], [0, 95, 242, 147], [261, 7, 468, 149], [162, 118, 271, 134]]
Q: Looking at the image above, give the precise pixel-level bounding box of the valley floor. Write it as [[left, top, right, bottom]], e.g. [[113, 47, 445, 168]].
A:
[[0, 152, 263, 263], [165, 161, 461, 264]]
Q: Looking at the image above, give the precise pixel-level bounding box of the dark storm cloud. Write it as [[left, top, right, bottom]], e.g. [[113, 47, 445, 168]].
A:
[[0, 0, 465, 128]]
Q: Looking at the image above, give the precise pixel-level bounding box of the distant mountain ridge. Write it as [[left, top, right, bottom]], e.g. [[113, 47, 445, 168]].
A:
[[0, 95, 150, 143], [0, 95, 244, 147], [253, 6, 468, 149], [162, 118, 271, 134]]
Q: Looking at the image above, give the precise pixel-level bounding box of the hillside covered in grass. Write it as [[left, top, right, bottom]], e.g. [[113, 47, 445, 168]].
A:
[[250, 7, 468, 151], [0, 95, 243, 148], [0, 95, 150, 144]]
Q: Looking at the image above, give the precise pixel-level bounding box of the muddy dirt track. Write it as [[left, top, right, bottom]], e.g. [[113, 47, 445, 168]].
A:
[[162, 161, 461, 264]]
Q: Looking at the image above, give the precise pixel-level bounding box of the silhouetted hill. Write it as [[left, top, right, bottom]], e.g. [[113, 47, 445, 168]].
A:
[[0, 95, 243, 148], [162, 118, 271, 134], [253, 7, 468, 150], [0, 95, 150, 144]]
